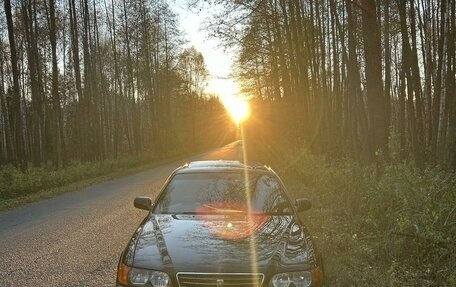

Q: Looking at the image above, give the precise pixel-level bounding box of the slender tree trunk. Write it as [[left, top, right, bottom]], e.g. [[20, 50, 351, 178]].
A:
[[347, 2, 369, 161], [48, 0, 64, 168], [91, 0, 104, 160], [22, 0, 44, 167], [384, 0, 392, 140], [361, 0, 387, 161], [431, 0, 447, 162], [409, 0, 425, 162], [82, 0, 92, 159], [398, 56, 407, 160], [398, 0, 424, 167], [104, 0, 120, 158], [0, 39, 14, 164], [4, 0, 27, 170], [418, 0, 433, 149], [273, 0, 291, 101], [69, 0, 83, 159], [122, 0, 140, 154], [447, 0, 456, 168]]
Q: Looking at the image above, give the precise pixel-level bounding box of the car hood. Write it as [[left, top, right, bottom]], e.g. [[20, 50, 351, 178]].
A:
[[127, 214, 315, 273]]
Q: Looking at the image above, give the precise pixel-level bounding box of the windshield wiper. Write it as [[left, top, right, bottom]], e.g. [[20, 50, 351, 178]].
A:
[[201, 204, 246, 214]]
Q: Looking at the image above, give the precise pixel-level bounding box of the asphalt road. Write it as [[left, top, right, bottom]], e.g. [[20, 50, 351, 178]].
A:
[[0, 141, 243, 287]]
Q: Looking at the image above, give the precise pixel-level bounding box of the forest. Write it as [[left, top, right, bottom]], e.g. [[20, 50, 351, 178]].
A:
[[2, 0, 455, 171], [0, 0, 233, 172], [195, 0, 455, 285], [198, 0, 456, 169]]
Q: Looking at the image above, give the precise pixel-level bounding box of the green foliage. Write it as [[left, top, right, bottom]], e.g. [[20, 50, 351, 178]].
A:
[[270, 150, 456, 286], [0, 153, 162, 201]]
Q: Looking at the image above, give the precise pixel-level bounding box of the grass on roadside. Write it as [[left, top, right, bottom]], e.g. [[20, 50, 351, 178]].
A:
[[0, 151, 190, 211], [258, 148, 455, 286]]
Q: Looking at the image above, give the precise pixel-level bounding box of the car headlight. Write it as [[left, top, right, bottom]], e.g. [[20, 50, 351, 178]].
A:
[[271, 271, 312, 287], [129, 268, 170, 287]]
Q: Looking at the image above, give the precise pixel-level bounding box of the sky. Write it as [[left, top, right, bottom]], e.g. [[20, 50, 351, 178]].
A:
[[171, 1, 241, 101]]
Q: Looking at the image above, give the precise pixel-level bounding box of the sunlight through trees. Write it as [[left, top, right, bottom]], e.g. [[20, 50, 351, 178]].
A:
[[0, 0, 234, 169]]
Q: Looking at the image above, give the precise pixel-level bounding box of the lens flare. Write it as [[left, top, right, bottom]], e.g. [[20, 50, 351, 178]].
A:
[[239, 125, 260, 286], [196, 201, 268, 240]]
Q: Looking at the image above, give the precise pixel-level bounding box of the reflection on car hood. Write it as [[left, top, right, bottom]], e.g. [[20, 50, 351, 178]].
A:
[[128, 214, 316, 273]]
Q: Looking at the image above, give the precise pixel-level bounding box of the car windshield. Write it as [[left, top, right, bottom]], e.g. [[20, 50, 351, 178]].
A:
[[153, 172, 292, 215]]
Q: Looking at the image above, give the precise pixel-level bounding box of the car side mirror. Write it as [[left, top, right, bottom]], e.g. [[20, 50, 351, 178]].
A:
[[134, 196, 152, 211], [295, 198, 311, 212]]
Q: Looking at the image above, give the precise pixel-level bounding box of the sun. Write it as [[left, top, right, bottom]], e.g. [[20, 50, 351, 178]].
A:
[[206, 78, 250, 125], [221, 96, 250, 126]]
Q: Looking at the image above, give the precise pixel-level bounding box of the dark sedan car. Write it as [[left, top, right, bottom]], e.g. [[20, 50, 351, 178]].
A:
[[117, 160, 323, 287]]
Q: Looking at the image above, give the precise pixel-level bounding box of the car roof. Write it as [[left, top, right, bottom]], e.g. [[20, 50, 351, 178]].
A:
[[175, 160, 271, 174]]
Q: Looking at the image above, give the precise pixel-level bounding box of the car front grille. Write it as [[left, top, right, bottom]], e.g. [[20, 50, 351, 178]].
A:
[[176, 272, 265, 287]]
